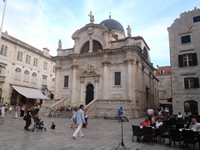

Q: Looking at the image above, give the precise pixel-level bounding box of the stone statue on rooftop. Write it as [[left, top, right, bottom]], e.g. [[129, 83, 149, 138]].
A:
[[58, 39, 62, 49], [127, 25, 131, 37], [88, 11, 94, 23]]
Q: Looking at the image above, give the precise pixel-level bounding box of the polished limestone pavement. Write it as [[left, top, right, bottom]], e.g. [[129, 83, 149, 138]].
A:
[[0, 113, 197, 150]]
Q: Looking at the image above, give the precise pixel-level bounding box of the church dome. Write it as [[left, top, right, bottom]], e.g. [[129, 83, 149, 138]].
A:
[[100, 19, 125, 33]]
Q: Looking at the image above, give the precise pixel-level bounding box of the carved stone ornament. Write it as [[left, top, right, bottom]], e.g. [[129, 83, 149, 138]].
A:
[[88, 27, 93, 35], [80, 64, 100, 80]]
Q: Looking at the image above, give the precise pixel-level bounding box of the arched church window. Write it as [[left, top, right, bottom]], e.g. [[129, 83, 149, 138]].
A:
[[80, 41, 89, 53], [93, 40, 103, 52], [80, 40, 103, 53], [143, 47, 148, 59]]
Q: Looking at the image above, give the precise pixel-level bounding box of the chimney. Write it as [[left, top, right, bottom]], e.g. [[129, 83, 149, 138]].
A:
[[43, 48, 50, 57]]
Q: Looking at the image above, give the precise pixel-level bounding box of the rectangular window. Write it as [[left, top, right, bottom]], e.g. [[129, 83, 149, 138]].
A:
[[33, 58, 38, 66], [0, 65, 5, 76], [159, 92, 164, 99], [64, 76, 69, 87], [0, 45, 3, 54], [42, 76, 47, 85], [44, 62, 47, 70], [17, 51, 23, 61], [178, 53, 197, 67], [159, 79, 164, 86], [184, 78, 199, 89], [53, 66, 55, 73], [26, 55, 31, 64], [181, 35, 191, 44], [115, 72, 121, 85], [193, 16, 200, 23]]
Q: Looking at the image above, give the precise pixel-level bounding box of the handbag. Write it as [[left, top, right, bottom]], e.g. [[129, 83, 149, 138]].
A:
[[23, 116, 27, 121]]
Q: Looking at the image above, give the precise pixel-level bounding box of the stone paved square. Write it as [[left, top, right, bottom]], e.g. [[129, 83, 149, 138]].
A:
[[0, 113, 198, 150]]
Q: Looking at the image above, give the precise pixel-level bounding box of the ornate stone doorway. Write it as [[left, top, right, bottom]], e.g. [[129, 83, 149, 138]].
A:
[[86, 84, 94, 105]]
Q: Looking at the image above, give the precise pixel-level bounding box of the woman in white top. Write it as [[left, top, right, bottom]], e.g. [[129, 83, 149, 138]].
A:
[[155, 117, 163, 129], [177, 112, 183, 119], [9, 105, 12, 114]]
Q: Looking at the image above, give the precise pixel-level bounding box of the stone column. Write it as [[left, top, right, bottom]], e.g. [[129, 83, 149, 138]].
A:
[[102, 61, 109, 99], [80, 77, 84, 104], [89, 37, 93, 53], [71, 65, 78, 106]]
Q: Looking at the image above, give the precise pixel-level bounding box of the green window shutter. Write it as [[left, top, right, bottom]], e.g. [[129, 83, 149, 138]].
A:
[[178, 55, 183, 67], [192, 53, 198, 66]]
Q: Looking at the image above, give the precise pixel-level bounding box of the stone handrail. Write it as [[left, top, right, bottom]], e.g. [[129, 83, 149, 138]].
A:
[[85, 99, 133, 118], [85, 99, 97, 113], [48, 99, 64, 113]]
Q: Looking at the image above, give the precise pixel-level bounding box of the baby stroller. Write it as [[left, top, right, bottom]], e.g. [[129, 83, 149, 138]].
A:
[[30, 116, 47, 132]]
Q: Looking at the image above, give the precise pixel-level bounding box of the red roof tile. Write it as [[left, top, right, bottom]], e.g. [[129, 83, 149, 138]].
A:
[[156, 66, 171, 75], [9, 35, 53, 58]]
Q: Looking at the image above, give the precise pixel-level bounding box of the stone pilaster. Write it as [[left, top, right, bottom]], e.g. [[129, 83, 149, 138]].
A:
[[80, 77, 84, 104], [74, 38, 79, 53], [54, 66, 61, 99], [125, 58, 134, 100], [102, 60, 110, 99], [71, 65, 78, 106]]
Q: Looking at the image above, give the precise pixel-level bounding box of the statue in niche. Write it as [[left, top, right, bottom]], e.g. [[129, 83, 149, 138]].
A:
[[126, 25, 131, 37], [58, 39, 62, 49], [88, 11, 94, 23]]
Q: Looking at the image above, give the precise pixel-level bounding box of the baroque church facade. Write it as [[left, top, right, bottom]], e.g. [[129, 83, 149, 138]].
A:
[[53, 13, 159, 118]]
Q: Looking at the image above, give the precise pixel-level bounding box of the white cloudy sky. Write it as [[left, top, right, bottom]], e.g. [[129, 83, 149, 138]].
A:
[[0, 0, 199, 67]]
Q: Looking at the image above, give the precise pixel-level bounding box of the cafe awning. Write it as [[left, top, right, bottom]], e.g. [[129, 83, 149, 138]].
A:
[[159, 102, 172, 105], [12, 85, 49, 99]]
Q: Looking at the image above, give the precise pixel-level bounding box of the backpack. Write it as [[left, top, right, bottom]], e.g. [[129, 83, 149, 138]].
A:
[[72, 113, 77, 122]]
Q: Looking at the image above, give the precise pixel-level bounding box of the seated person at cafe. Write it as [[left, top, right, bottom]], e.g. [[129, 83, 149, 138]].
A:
[[189, 118, 200, 131], [177, 112, 183, 119], [155, 117, 163, 129], [60, 105, 65, 112], [185, 112, 189, 119], [142, 117, 151, 126]]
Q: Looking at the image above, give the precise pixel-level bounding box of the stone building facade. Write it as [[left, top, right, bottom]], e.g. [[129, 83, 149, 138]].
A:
[[53, 16, 159, 118], [168, 7, 200, 115], [155, 66, 172, 103], [0, 31, 55, 104]]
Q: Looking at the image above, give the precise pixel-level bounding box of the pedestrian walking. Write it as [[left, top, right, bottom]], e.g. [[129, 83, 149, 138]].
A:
[[72, 105, 85, 140], [1, 105, 5, 121], [24, 106, 33, 131], [13, 104, 19, 119]]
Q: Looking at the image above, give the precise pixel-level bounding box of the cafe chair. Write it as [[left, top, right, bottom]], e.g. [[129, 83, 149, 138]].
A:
[[182, 130, 199, 150], [169, 128, 183, 149], [159, 126, 170, 144], [143, 126, 157, 145], [132, 125, 143, 142]]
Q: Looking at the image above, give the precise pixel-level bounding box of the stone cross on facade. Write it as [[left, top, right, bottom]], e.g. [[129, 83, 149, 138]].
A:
[[58, 39, 62, 49], [88, 11, 95, 23], [127, 25, 131, 37]]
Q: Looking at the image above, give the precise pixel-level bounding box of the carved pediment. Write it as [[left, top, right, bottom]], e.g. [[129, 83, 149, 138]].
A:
[[80, 64, 99, 77]]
